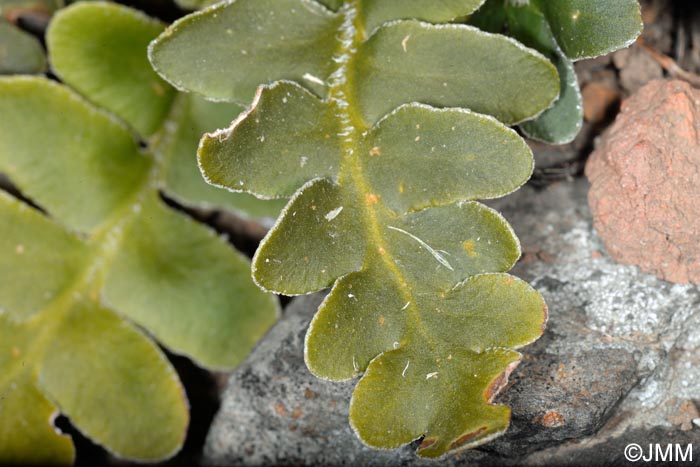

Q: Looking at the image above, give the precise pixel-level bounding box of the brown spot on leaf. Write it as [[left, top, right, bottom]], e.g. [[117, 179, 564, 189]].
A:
[[449, 426, 488, 449], [378, 316, 385, 326], [365, 193, 380, 206], [485, 360, 520, 403], [419, 437, 437, 449], [462, 240, 477, 257], [369, 146, 381, 156], [10, 346, 20, 358]]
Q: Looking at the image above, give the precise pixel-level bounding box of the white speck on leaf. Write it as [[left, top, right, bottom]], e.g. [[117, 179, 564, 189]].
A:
[[426, 372, 439, 380], [325, 206, 344, 221], [388, 226, 454, 271], [402, 360, 410, 377], [303, 73, 326, 86], [401, 34, 411, 52]]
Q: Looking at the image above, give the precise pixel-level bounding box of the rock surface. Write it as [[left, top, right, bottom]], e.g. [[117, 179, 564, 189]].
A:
[[204, 292, 441, 467], [586, 79, 700, 284], [613, 47, 664, 94], [205, 179, 700, 466]]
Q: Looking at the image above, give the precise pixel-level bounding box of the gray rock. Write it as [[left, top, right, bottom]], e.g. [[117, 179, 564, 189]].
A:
[[203, 292, 466, 467], [205, 179, 700, 466], [486, 180, 700, 462]]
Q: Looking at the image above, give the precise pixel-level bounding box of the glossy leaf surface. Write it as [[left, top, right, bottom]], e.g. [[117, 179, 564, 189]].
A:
[[353, 20, 558, 125], [152, 92, 286, 218], [0, 194, 187, 464], [47, 2, 176, 136], [206, 82, 547, 458], [0, 71, 276, 463], [471, 0, 641, 144], [149, 0, 342, 103], [166, 0, 554, 457], [503, 1, 582, 144], [536, 0, 642, 60], [38, 298, 189, 461], [0, 312, 75, 465], [149, 0, 559, 126], [0, 75, 152, 233], [47, 1, 281, 220], [359, 0, 485, 32]]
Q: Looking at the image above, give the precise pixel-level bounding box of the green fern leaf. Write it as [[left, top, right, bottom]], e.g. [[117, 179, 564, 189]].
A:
[[471, 0, 642, 144], [0, 2, 281, 461], [149, 0, 555, 458]]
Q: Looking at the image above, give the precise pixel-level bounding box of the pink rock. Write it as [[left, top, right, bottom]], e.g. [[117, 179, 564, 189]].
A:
[[586, 79, 700, 284]]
